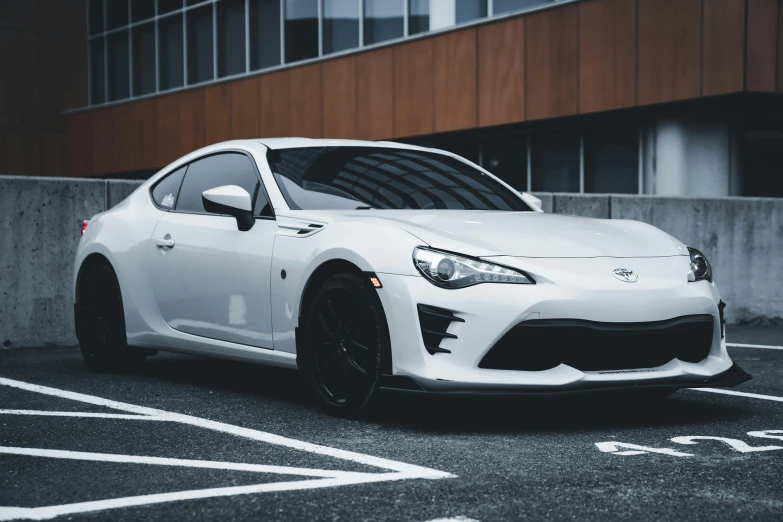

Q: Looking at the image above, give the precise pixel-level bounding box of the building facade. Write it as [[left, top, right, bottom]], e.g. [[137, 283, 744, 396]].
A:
[[2, 0, 783, 197]]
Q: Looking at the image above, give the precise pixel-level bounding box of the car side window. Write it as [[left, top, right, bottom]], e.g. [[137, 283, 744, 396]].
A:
[[175, 152, 271, 217], [151, 165, 187, 209]]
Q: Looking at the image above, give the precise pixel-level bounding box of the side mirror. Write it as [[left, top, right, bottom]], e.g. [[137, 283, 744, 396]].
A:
[[520, 192, 543, 211], [202, 185, 255, 231]]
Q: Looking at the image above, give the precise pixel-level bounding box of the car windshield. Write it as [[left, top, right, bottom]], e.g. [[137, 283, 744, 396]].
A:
[[267, 146, 532, 211]]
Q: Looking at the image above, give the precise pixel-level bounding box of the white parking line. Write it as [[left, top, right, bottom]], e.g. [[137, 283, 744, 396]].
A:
[[690, 388, 783, 403], [0, 377, 454, 521], [727, 342, 783, 350]]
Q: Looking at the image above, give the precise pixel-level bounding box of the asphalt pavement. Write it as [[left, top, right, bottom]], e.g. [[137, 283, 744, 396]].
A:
[[1, 325, 782, 521]]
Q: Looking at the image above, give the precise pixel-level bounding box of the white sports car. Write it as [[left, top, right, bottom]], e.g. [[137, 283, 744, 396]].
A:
[[73, 138, 749, 416]]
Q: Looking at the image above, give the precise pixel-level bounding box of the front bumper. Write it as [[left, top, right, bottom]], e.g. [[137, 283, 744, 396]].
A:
[[375, 255, 743, 393]]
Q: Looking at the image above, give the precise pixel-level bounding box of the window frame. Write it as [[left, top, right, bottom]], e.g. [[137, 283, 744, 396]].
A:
[[148, 149, 276, 219]]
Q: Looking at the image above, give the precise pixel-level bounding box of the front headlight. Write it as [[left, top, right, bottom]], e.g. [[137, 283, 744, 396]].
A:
[[688, 247, 712, 282], [413, 247, 535, 289]]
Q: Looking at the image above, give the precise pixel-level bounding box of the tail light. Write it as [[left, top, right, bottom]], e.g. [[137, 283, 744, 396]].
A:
[[81, 220, 89, 235]]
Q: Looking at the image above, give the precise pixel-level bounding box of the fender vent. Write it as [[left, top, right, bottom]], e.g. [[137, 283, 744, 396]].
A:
[[417, 304, 464, 355], [296, 224, 324, 235]]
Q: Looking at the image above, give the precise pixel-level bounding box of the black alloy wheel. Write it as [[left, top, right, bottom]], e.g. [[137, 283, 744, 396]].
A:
[[77, 263, 146, 372], [302, 272, 389, 417]]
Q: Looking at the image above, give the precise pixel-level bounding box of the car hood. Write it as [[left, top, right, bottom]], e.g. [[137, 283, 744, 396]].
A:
[[303, 210, 687, 258]]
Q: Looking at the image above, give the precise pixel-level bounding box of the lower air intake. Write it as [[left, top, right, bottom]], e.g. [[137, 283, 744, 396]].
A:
[[479, 315, 715, 372]]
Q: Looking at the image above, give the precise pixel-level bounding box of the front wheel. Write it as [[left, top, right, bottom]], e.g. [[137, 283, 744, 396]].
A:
[[300, 272, 390, 418]]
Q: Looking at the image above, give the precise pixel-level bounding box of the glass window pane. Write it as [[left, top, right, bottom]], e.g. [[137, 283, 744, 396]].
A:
[[218, 0, 246, 77], [323, 0, 359, 55], [132, 22, 156, 95], [152, 166, 187, 208], [456, 0, 487, 24], [88, 0, 104, 35], [364, 0, 403, 45], [107, 30, 130, 101], [285, 0, 318, 63], [132, 0, 155, 22], [187, 4, 214, 84], [482, 134, 528, 191], [531, 130, 580, 192], [493, 0, 554, 16], [106, 0, 129, 30], [741, 130, 783, 197], [249, 0, 281, 70], [89, 38, 105, 104], [408, 0, 429, 35], [177, 153, 262, 214], [158, 0, 183, 14], [159, 14, 184, 90], [584, 124, 639, 194]]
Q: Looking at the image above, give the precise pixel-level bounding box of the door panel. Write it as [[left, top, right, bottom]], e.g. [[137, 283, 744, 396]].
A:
[[147, 212, 276, 349]]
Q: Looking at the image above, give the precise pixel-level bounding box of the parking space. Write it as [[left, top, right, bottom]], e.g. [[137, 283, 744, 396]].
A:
[[1, 326, 783, 521]]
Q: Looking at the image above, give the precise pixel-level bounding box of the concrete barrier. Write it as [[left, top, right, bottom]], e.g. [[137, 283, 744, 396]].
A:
[[0, 176, 780, 348]]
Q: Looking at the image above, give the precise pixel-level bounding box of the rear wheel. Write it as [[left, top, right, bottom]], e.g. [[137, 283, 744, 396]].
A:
[[77, 263, 146, 372], [300, 273, 389, 417]]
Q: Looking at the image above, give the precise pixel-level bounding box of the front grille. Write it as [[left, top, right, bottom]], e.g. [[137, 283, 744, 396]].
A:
[[479, 315, 715, 372], [417, 304, 464, 355]]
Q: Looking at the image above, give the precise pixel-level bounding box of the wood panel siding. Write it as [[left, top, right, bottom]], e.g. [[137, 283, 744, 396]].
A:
[[230, 77, 261, 139], [322, 56, 357, 139], [747, 0, 780, 92], [355, 48, 394, 141], [433, 28, 477, 132], [477, 17, 525, 127], [702, 0, 746, 96], [204, 83, 232, 146], [178, 89, 207, 157], [578, 0, 636, 114], [779, 1, 783, 94], [259, 70, 291, 138], [289, 64, 322, 138], [525, 4, 579, 120], [393, 38, 435, 137], [637, 0, 702, 105], [134, 98, 159, 170], [155, 94, 182, 168]]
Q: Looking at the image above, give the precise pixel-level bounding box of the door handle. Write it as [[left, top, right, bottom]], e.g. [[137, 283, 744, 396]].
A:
[[155, 235, 175, 249]]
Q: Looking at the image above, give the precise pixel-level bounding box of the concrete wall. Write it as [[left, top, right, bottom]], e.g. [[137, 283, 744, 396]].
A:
[[0, 176, 779, 349]]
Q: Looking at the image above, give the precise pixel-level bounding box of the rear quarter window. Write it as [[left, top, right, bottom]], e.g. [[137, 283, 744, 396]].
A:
[[151, 166, 187, 209]]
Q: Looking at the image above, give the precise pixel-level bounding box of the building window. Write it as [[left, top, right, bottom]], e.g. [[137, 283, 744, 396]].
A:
[[531, 130, 580, 192], [158, 14, 184, 91], [107, 31, 130, 101], [89, 38, 105, 104], [218, 0, 247, 77], [159, 0, 183, 15], [323, 0, 359, 55], [584, 124, 639, 194], [408, 0, 429, 35], [132, 0, 155, 23], [741, 129, 783, 198], [250, 0, 282, 70], [482, 134, 528, 191], [493, 0, 556, 16], [285, 0, 318, 63], [106, 0, 129, 31], [132, 23, 156, 96], [456, 0, 487, 23], [364, 0, 404, 45], [187, 4, 214, 85], [88, 0, 103, 35]]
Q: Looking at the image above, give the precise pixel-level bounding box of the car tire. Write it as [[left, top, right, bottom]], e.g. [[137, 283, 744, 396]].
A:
[[300, 272, 390, 418], [77, 263, 146, 372]]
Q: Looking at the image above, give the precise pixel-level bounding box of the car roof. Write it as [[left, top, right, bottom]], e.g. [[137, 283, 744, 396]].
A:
[[256, 137, 430, 151]]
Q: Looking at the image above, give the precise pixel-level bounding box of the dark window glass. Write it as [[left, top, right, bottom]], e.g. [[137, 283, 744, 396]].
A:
[[493, 0, 554, 15], [186, 0, 205, 4], [107, 30, 130, 101], [323, 0, 359, 55], [88, 0, 104, 35], [584, 124, 639, 194], [158, 0, 183, 14], [187, 4, 214, 84], [152, 166, 187, 208], [408, 0, 429, 35], [456, 0, 487, 24], [285, 0, 318, 63], [364, 0, 403, 45], [89, 38, 105, 104], [177, 153, 267, 215], [250, 0, 281, 70], [218, 0, 246, 77], [531, 130, 580, 192], [268, 147, 532, 211], [132, 22, 156, 95], [741, 130, 783, 197], [482, 134, 528, 191], [106, 0, 129, 30], [159, 14, 184, 90], [132, 0, 155, 22]]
